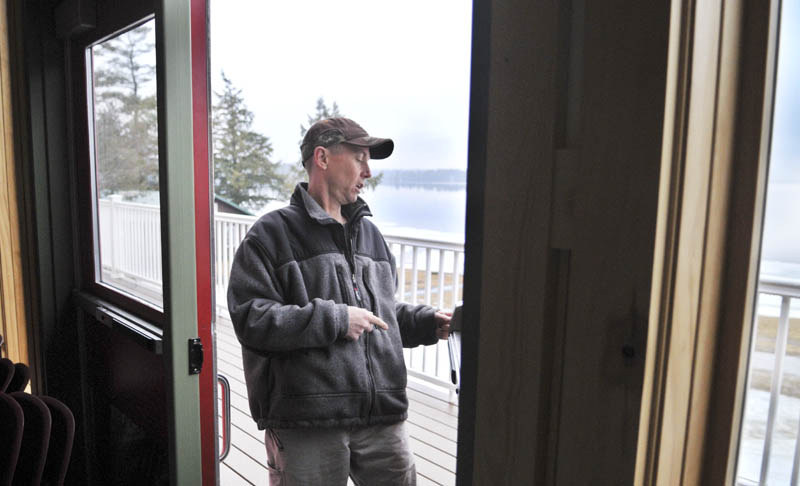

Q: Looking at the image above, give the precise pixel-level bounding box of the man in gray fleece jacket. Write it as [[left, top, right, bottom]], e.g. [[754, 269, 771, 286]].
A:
[[227, 117, 451, 485]]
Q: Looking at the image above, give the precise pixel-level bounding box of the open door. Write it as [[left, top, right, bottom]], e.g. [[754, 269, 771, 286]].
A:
[[159, 0, 216, 483], [67, 0, 215, 483]]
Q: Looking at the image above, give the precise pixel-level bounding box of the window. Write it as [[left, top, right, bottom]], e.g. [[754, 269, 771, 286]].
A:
[[89, 19, 163, 309], [735, 1, 800, 483]]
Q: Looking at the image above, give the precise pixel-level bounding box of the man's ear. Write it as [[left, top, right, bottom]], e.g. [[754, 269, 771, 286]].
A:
[[313, 146, 328, 170]]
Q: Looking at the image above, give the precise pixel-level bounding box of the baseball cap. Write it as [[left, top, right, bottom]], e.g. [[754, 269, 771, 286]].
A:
[[300, 117, 394, 164]]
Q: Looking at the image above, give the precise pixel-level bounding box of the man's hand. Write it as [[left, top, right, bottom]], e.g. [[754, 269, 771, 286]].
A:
[[346, 307, 389, 341], [434, 311, 452, 340]]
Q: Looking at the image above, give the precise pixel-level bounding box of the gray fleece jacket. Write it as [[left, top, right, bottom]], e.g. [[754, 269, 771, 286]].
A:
[[227, 184, 438, 430]]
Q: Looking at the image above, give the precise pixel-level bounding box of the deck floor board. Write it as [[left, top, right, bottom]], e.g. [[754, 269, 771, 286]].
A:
[[221, 462, 255, 486]]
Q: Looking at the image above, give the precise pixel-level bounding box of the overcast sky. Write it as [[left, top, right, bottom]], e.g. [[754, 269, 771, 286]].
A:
[[770, 0, 800, 182], [759, 0, 800, 265], [209, 0, 473, 171]]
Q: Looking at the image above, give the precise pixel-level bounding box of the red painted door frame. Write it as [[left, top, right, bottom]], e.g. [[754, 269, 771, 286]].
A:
[[190, 0, 217, 483]]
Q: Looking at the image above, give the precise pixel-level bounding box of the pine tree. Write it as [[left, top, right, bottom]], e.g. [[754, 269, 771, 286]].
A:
[[299, 97, 342, 139], [212, 73, 286, 208], [93, 23, 159, 196]]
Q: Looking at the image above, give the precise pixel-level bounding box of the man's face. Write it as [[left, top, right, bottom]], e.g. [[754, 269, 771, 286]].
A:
[[325, 144, 371, 205]]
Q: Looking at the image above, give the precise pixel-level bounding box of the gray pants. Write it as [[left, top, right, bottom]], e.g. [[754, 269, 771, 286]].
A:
[[264, 422, 416, 486]]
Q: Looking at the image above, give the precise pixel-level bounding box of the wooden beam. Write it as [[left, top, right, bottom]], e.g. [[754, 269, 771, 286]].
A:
[[0, 0, 29, 366]]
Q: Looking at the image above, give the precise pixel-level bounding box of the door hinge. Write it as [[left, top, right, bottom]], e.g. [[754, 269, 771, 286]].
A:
[[188, 337, 203, 375]]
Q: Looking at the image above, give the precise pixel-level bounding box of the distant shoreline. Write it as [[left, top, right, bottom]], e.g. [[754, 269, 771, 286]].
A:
[[372, 181, 466, 192]]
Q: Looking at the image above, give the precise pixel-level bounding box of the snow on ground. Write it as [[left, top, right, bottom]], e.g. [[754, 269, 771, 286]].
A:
[[738, 351, 800, 484]]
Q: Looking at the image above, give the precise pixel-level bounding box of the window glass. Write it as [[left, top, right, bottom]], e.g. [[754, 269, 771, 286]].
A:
[[736, 1, 800, 484], [90, 19, 163, 308]]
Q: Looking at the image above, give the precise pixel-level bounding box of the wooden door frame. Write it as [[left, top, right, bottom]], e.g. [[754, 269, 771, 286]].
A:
[[0, 0, 30, 368], [188, 0, 217, 482], [454, 0, 489, 482], [635, 0, 780, 484], [457, 0, 780, 482]]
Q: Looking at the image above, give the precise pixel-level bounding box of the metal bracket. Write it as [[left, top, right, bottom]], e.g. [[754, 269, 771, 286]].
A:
[[188, 338, 203, 375]]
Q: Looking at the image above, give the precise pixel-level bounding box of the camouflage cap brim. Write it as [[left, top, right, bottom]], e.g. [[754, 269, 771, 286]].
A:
[[345, 136, 394, 160]]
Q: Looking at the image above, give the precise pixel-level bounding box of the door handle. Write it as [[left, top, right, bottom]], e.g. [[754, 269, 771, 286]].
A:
[[218, 374, 231, 461]]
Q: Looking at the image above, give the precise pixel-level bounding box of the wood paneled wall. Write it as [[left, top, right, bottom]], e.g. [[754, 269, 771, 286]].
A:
[[0, 0, 29, 365]]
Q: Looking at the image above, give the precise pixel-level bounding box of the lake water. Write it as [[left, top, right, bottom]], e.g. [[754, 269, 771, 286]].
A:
[[762, 181, 800, 270], [363, 184, 466, 243], [263, 181, 800, 281]]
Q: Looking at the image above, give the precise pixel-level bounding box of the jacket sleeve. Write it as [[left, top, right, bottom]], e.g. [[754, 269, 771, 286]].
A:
[[396, 301, 438, 348], [387, 250, 438, 348], [227, 236, 350, 353]]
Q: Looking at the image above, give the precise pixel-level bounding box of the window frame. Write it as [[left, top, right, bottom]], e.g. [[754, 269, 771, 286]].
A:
[[634, 0, 781, 483], [72, 4, 165, 326]]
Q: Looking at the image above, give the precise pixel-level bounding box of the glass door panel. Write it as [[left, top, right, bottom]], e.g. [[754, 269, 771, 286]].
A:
[[736, 0, 800, 484], [90, 18, 163, 309]]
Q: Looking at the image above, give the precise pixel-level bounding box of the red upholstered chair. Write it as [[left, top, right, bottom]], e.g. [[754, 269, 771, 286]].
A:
[[9, 392, 51, 486], [0, 359, 13, 392], [6, 364, 30, 394], [40, 396, 75, 486], [0, 393, 24, 486]]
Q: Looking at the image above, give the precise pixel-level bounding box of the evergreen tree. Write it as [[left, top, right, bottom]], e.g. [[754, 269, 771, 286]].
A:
[[93, 24, 159, 196], [289, 97, 383, 193], [299, 97, 342, 139], [212, 73, 287, 208]]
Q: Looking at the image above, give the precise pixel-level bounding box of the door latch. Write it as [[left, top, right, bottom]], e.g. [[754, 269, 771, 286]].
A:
[[188, 338, 203, 375]]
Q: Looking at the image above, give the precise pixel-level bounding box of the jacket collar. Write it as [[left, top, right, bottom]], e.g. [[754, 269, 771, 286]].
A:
[[291, 183, 372, 225]]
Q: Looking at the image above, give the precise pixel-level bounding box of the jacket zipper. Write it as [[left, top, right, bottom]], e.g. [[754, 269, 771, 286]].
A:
[[344, 222, 376, 422], [352, 273, 363, 304]]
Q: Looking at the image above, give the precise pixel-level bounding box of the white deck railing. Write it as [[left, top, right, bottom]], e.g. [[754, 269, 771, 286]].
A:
[[99, 198, 463, 396], [738, 278, 800, 486], [97, 198, 800, 453], [98, 196, 163, 290]]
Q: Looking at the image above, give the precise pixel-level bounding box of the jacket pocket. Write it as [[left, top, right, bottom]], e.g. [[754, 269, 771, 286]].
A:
[[361, 262, 398, 321], [242, 349, 273, 420], [335, 266, 351, 305], [273, 343, 369, 399], [362, 266, 378, 314]]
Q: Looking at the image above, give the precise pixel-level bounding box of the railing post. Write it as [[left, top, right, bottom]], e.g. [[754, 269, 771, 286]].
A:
[[398, 244, 406, 302], [759, 295, 792, 485], [411, 246, 419, 305], [451, 249, 460, 308], [792, 401, 800, 486], [438, 249, 445, 310], [424, 249, 432, 375], [424, 248, 432, 305], [109, 194, 123, 278]]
